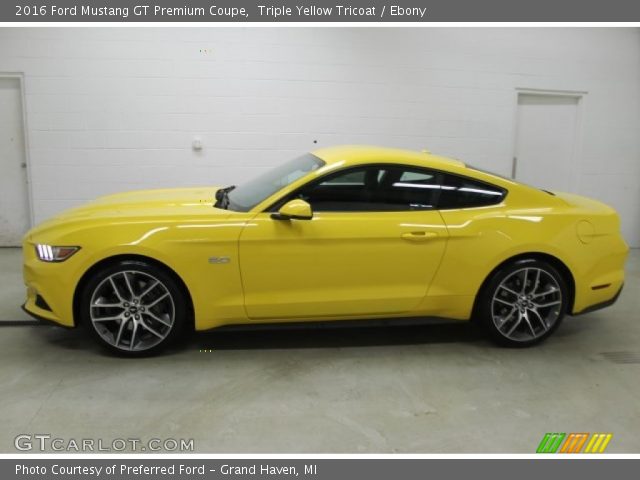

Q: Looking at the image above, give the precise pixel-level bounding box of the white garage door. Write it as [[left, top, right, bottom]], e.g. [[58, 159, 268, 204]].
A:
[[514, 92, 581, 193], [0, 76, 30, 246]]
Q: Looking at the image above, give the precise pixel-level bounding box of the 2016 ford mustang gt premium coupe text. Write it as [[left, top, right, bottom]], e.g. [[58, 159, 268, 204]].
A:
[[22, 146, 628, 355]]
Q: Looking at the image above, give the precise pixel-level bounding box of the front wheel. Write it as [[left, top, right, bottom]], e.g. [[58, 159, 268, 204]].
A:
[[80, 260, 188, 356], [478, 259, 568, 347]]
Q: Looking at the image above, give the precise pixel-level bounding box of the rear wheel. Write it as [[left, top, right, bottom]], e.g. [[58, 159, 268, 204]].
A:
[[80, 260, 188, 356], [478, 259, 568, 347]]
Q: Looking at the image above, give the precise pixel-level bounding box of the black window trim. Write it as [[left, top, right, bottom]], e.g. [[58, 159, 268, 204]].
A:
[[263, 163, 508, 213]]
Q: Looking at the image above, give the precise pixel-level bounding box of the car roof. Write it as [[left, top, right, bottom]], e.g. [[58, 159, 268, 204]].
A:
[[311, 145, 466, 171]]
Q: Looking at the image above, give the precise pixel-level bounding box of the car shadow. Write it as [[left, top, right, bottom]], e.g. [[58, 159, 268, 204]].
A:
[[11, 318, 488, 357], [188, 320, 486, 351]]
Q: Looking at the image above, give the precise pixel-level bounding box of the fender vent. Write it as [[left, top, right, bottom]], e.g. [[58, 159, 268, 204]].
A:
[[35, 295, 52, 312], [600, 351, 640, 365]]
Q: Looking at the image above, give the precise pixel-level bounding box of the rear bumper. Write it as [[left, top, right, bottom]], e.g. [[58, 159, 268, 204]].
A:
[[572, 284, 623, 316], [570, 230, 628, 314]]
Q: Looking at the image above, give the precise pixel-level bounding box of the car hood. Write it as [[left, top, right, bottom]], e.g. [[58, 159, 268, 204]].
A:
[[59, 187, 226, 218], [91, 186, 218, 208], [26, 186, 231, 240]]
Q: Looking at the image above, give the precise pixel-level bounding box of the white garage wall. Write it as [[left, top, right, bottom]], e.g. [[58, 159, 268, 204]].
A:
[[0, 27, 638, 245]]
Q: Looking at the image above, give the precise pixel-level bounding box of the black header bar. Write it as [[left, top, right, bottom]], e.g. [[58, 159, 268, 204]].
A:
[[3, 0, 640, 22]]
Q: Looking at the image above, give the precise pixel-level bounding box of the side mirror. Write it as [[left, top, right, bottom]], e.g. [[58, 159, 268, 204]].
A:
[[271, 199, 313, 221]]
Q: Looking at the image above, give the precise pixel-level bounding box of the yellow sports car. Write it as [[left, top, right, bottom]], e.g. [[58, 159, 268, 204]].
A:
[[23, 146, 628, 355]]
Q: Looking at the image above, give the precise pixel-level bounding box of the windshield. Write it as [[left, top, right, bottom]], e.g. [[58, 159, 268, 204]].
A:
[[227, 153, 325, 211]]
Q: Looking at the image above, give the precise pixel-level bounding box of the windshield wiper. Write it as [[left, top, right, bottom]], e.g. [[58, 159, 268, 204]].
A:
[[214, 185, 236, 209]]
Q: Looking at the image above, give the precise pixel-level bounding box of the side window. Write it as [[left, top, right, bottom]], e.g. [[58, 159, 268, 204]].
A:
[[298, 167, 377, 212], [296, 166, 440, 212], [375, 167, 440, 210], [437, 174, 505, 209], [399, 171, 433, 182], [320, 170, 366, 186]]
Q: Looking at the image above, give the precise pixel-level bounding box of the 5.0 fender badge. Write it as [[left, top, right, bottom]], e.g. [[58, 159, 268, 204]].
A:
[[208, 256, 231, 264]]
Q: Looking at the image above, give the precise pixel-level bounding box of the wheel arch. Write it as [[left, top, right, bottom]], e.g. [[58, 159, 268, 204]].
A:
[[72, 254, 195, 329], [472, 252, 576, 320]]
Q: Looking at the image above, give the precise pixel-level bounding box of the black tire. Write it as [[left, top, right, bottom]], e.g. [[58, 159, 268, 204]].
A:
[[477, 258, 568, 347], [79, 259, 189, 356]]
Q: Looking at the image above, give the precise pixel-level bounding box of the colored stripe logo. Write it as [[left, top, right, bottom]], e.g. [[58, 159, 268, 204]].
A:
[[584, 433, 613, 453], [537, 433, 612, 453]]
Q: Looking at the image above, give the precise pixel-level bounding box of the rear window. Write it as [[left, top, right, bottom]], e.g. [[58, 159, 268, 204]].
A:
[[437, 174, 506, 209]]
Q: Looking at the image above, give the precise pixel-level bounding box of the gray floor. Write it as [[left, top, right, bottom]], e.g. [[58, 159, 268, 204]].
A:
[[0, 247, 638, 453]]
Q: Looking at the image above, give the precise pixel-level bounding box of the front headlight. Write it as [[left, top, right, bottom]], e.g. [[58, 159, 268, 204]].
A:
[[35, 245, 80, 262]]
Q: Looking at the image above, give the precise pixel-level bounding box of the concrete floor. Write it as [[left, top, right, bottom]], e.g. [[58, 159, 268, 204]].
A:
[[0, 247, 638, 453]]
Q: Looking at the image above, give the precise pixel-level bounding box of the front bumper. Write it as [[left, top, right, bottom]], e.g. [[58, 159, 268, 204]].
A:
[[21, 303, 73, 328], [22, 241, 80, 327]]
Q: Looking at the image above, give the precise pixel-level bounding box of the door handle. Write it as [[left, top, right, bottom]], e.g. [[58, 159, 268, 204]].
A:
[[401, 231, 438, 242]]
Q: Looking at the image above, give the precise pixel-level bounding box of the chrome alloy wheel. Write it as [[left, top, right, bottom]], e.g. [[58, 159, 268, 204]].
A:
[[89, 270, 175, 352], [490, 267, 563, 342]]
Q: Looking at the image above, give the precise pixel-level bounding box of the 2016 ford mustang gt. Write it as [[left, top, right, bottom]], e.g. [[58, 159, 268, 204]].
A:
[[22, 146, 628, 355]]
